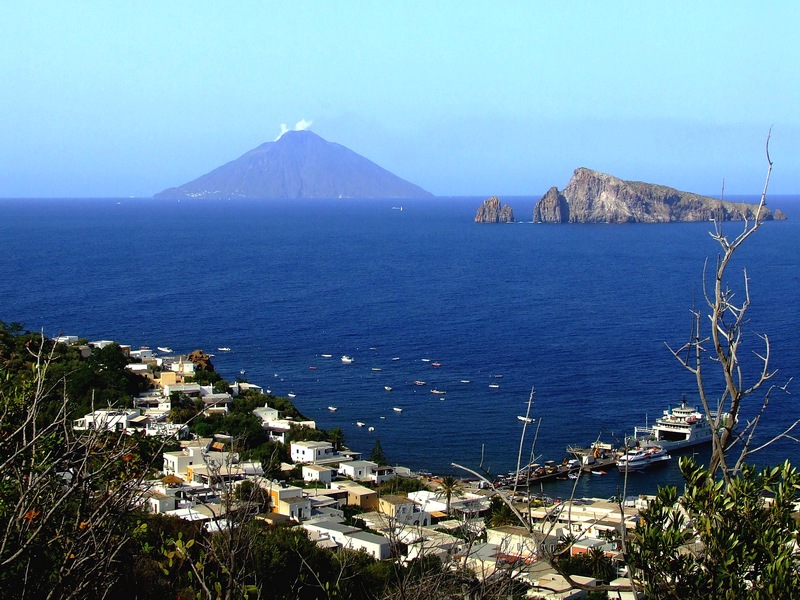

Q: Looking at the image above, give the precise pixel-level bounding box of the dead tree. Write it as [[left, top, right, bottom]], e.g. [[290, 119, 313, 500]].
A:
[[666, 131, 797, 482]]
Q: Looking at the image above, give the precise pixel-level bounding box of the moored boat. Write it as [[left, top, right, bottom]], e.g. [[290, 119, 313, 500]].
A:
[[517, 415, 534, 423], [413, 380, 426, 386], [384, 386, 393, 391], [431, 389, 446, 395], [617, 446, 671, 472], [157, 346, 173, 353], [393, 407, 403, 413], [341, 355, 354, 364], [356, 421, 365, 427], [328, 406, 337, 411]]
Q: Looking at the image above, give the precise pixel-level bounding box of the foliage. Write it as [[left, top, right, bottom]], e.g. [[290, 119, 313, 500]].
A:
[[370, 438, 388, 465], [0, 336, 167, 600], [628, 456, 800, 599], [556, 547, 616, 584], [376, 476, 427, 496], [436, 476, 464, 517]]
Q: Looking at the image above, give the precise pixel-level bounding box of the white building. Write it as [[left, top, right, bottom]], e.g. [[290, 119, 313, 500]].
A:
[[302, 464, 336, 484], [291, 441, 342, 464], [73, 408, 146, 432], [303, 521, 391, 560]]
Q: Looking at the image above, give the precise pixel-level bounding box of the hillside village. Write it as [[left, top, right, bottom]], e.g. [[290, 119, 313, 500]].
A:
[[56, 335, 642, 598]]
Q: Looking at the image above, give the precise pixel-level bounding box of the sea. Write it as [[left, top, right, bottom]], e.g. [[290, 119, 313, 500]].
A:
[[2, 195, 799, 500]]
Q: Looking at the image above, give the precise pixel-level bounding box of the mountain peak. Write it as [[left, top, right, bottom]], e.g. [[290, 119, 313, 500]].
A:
[[155, 131, 432, 200]]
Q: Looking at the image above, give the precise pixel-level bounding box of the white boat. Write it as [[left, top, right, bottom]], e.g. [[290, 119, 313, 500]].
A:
[[461, 380, 471, 384], [321, 354, 333, 358], [617, 446, 672, 472], [157, 346, 173, 353], [393, 407, 403, 413], [517, 415, 535, 423], [341, 355, 354, 364], [413, 380, 426, 386], [356, 421, 365, 427], [633, 398, 715, 451], [371, 367, 382, 372], [328, 406, 337, 411], [421, 358, 431, 362], [489, 384, 500, 389], [218, 347, 231, 352], [391, 357, 400, 361], [431, 389, 446, 395], [287, 392, 296, 399], [384, 386, 393, 391], [368, 426, 375, 432]]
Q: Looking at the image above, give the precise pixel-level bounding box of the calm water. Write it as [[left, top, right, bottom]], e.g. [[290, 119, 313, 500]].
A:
[[2, 195, 799, 498]]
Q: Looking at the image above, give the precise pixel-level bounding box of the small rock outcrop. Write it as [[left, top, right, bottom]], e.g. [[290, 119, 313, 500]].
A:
[[533, 168, 785, 223], [475, 197, 514, 223], [186, 350, 215, 372]]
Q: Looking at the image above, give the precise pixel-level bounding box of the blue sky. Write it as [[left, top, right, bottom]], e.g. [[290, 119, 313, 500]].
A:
[[1, 2, 798, 197]]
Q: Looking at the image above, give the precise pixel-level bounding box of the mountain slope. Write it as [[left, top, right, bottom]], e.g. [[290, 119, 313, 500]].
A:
[[155, 130, 432, 199]]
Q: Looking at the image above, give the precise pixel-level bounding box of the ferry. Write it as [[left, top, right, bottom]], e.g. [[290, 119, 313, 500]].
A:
[[632, 398, 715, 451]]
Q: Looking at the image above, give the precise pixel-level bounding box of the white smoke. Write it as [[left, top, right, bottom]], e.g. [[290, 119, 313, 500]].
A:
[[275, 118, 313, 140]]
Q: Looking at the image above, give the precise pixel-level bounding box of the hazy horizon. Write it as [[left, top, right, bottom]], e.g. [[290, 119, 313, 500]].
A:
[[1, 3, 798, 198]]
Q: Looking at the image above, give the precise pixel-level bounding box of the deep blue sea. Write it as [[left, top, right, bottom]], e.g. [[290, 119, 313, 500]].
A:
[[2, 195, 799, 499]]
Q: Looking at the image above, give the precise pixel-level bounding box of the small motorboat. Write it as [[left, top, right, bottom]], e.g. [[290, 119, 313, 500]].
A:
[[431, 389, 446, 395], [368, 426, 375, 432], [591, 470, 607, 476], [341, 356, 354, 364], [321, 354, 333, 358], [393, 407, 403, 413], [218, 347, 231, 352], [461, 380, 471, 384], [327, 406, 337, 411], [356, 422, 365, 427], [287, 392, 296, 399], [391, 357, 400, 361], [309, 366, 317, 370], [489, 384, 500, 389], [421, 358, 431, 362], [371, 367, 382, 372], [157, 347, 173, 353], [517, 415, 534, 423], [413, 380, 426, 386], [384, 386, 393, 391], [431, 362, 441, 367]]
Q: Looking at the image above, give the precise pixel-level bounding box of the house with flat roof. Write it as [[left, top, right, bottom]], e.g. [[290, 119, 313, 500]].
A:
[[302, 521, 390, 560], [302, 464, 335, 484], [73, 408, 146, 433], [330, 481, 379, 510], [291, 441, 345, 465]]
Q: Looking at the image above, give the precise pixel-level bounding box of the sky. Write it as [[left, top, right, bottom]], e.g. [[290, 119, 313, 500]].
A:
[[1, 2, 798, 197]]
